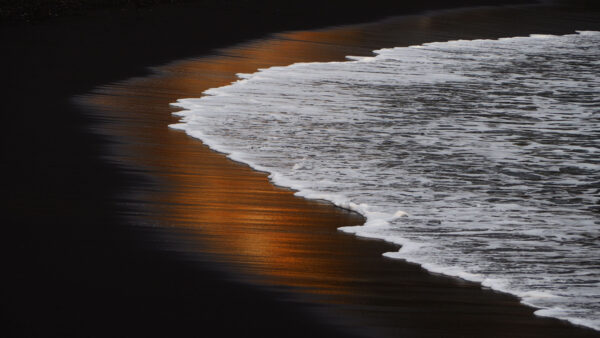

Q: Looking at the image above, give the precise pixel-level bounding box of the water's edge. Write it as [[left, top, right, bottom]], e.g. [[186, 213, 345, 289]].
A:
[[170, 31, 599, 331]]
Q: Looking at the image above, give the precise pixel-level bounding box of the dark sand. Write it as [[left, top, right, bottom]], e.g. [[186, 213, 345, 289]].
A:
[[3, 1, 600, 337]]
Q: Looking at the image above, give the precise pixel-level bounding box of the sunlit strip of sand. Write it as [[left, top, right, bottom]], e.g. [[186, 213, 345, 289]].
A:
[[78, 5, 600, 337]]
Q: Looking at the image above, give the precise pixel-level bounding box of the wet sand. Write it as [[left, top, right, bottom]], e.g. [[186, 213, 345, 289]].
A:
[[78, 5, 600, 337]]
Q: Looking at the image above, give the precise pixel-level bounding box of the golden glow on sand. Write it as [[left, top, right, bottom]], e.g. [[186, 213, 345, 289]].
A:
[[83, 28, 383, 295]]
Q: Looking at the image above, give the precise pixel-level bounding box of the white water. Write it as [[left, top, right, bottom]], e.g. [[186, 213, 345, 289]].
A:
[[171, 31, 600, 330]]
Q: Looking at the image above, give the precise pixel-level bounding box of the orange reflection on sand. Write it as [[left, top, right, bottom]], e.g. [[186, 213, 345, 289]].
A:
[[82, 28, 379, 296], [81, 13, 483, 294]]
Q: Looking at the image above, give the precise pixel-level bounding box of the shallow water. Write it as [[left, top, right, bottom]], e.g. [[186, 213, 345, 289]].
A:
[[172, 31, 600, 330]]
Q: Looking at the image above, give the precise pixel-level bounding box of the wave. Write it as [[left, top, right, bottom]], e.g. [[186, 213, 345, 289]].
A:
[[171, 31, 600, 330]]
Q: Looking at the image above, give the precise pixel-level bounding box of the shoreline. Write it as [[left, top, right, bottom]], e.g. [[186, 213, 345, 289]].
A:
[[165, 23, 600, 330], [3, 1, 599, 337], [82, 4, 600, 337]]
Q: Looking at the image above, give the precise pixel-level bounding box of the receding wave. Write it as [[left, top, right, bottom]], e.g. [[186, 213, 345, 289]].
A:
[[171, 31, 600, 330]]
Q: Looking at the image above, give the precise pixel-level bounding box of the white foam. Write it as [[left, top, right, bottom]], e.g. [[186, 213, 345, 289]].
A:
[[171, 31, 600, 331]]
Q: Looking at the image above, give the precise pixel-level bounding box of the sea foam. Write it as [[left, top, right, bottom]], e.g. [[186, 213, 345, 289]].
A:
[[171, 31, 600, 330]]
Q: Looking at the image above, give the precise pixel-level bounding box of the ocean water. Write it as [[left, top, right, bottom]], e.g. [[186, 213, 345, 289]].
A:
[[171, 31, 600, 330]]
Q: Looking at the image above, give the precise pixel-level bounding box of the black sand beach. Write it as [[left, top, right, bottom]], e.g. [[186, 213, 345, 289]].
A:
[[2, 1, 600, 337]]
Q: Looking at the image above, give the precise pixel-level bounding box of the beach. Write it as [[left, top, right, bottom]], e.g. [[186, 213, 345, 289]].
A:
[[3, 1, 600, 337]]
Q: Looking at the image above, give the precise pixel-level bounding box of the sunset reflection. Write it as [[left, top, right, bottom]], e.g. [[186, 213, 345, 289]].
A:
[[82, 26, 383, 297], [80, 8, 525, 298]]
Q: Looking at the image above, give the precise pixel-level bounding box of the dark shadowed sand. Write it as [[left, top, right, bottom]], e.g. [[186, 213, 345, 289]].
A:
[[76, 4, 600, 337]]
